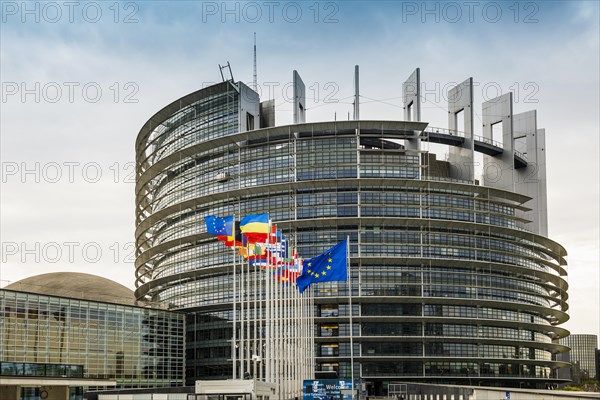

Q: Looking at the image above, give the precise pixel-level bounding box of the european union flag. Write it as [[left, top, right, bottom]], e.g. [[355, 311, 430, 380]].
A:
[[205, 215, 234, 236], [296, 240, 348, 294]]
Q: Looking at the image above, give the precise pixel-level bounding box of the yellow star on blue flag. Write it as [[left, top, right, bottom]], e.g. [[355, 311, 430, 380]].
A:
[[204, 215, 233, 235], [296, 240, 348, 293]]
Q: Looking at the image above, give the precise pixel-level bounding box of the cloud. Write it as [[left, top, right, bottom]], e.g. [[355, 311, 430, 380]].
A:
[[1, 1, 598, 337]]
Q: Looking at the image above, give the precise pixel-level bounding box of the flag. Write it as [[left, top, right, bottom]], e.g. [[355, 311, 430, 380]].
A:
[[288, 247, 303, 272], [205, 215, 233, 236], [249, 258, 269, 269], [247, 243, 267, 259], [296, 240, 348, 293], [218, 221, 243, 248], [274, 266, 300, 285], [267, 232, 288, 262], [240, 213, 269, 243], [267, 225, 279, 244]]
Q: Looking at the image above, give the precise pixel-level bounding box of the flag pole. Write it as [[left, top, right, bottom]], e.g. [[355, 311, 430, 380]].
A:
[[347, 236, 355, 396], [240, 215, 245, 380], [246, 244, 251, 376], [232, 218, 237, 379], [265, 220, 274, 383]]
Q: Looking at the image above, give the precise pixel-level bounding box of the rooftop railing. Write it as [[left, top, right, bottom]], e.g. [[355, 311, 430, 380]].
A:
[[424, 127, 465, 137], [474, 135, 503, 148]]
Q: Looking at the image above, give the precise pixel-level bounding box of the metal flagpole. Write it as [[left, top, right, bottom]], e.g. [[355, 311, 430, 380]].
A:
[[273, 226, 280, 395], [267, 221, 275, 387], [256, 239, 262, 379], [274, 238, 285, 398], [293, 260, 298, 397], [282, 232, 288, 397], [240, 230, 245, 379], [270, 222, 274, 385], [285, 245, 291, 398], [277, 230, 284, 396], [310, 285, 315, 380], [252, 253, 256, 378], [347, 236, 355, 397], [232, 218, 237, 379], [246, 245, 251, 376], [266, 221, 272, 383]]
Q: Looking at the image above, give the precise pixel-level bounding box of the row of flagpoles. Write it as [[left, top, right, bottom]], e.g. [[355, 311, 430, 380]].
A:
[[206, 212, 344, 397]]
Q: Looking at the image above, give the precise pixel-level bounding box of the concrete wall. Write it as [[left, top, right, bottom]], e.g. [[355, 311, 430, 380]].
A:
[[238, 82, 260, 132], [45, 385, 69, 400], [293, 70, 306, 124], [482, 92, 515, 192], [402, 68, 422, 156], [0, 385, 19, 400], [0, 385, 69, 400], [447, 77, 475, 182], [513, 110, 548, 236], [395, 383, 600, 400], [403, 68, 421, 122]]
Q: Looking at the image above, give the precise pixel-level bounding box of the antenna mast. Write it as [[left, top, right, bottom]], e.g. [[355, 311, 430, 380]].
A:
[[253, 32, 257, 92]]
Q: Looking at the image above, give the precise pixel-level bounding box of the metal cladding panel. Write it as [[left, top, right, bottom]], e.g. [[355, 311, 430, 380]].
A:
[[447, 77, 475, 182], [482, 92, 515, 192], [513, 110, 547, 236], [293, 70, 306, 124], [238, 81, 260, 132], [536, 128, 548, 236], [260, 100, 275, 128], [403, 68, 421, 122], [402, 68, 422, 154]]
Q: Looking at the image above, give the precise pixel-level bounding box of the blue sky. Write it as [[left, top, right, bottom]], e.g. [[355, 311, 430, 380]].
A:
[[1, 1, 599, 339]]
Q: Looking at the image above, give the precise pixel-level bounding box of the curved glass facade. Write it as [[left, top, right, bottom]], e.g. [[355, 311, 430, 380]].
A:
[[0, 289, 185, 388], [135, 82, 569, 391]]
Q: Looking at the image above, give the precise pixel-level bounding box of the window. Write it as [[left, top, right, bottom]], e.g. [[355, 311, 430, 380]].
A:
[[246, 112, 255, 131]]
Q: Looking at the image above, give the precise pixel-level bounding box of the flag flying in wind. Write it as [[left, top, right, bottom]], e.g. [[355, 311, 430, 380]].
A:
[[240, 213, 269, 243], [247, 243, 267, 259], [296, 240, 348, 293], [220, 221, 243, 247], [274, 266, 300, 285], [205, 215, 233, 236]]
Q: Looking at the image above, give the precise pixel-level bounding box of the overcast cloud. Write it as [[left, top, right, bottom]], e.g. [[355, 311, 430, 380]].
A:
[[1, 1, 598, 339]]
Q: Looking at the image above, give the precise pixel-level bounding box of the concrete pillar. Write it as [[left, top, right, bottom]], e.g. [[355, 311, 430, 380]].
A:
[[447, 77, 475, 182], [482, 92, 515, 192], [293, 70, 306, 124]]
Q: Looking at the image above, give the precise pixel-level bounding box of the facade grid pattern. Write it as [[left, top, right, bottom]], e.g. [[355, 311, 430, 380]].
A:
[[134, 82, 569, 391], [0, 289, 185, 388]]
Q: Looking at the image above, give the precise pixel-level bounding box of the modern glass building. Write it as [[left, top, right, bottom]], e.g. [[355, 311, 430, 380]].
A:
[[0, 273, 185, 400], [134, 71, 570, 394], [560, 334, 599, 380]]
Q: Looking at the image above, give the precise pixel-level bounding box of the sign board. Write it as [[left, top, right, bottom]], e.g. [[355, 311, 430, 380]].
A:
[[506, 391, 511, 400], [303, 380, 354, 400]]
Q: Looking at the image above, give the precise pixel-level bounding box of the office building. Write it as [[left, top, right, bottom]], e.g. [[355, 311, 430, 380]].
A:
[[134, 68, 570, 394], [560, 334, 599, 380], [0, 273, 185, 400]]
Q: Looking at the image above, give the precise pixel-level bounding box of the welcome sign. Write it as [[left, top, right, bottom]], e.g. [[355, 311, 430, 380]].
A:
[[303, 380, 354, 400]]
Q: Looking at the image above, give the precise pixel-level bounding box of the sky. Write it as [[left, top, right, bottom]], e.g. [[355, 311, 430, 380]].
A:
[[1, 1, 598, 340]]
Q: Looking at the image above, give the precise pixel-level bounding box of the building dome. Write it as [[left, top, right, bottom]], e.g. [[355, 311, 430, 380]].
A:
[[5, 272, 136, 305]]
